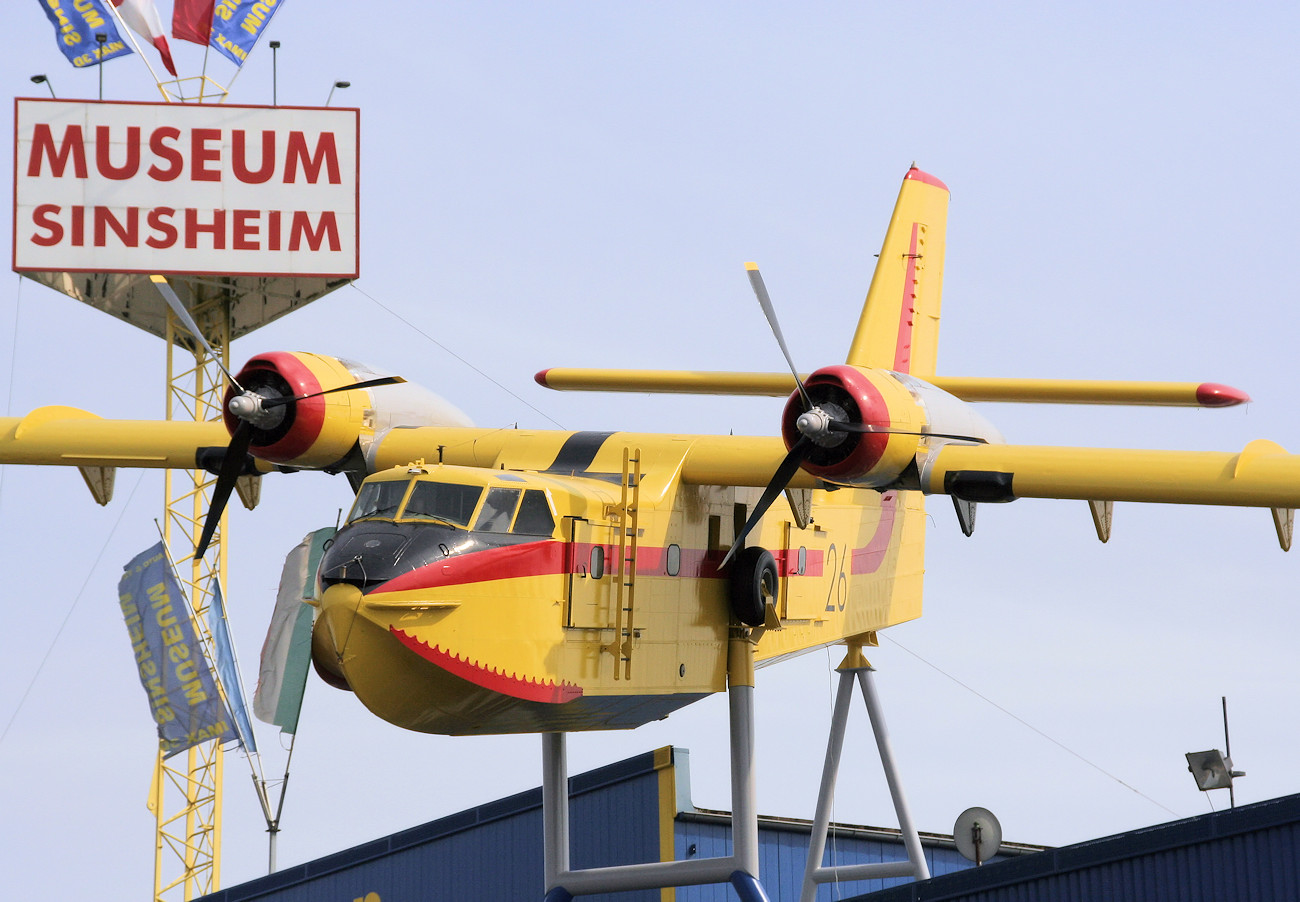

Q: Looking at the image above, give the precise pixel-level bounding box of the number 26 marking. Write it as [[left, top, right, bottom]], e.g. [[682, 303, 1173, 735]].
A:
[[824, 543, 847, 612]]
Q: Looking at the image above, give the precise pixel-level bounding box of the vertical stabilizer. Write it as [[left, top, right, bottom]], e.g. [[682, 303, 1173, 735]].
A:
[[846, 168, 950, 377]]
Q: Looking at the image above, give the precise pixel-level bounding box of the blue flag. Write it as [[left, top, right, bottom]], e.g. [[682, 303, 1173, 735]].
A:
[[210, 0, 286, 67], [209, 580, 258, 754], [118, 543, 236, 758], [38, 0, 134, 69]]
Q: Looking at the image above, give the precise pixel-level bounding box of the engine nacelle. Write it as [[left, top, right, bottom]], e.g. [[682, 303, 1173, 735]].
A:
[[781, 365, 925, 487], [224, 352, 471, 470], [780, 365, 1004, 489]]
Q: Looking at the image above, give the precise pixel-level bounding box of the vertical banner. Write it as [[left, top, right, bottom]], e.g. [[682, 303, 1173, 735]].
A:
[[118, 543, 236, 757], [209, 580, 257, 753], [39, 0, 134, 69], [255, 528, 333, 733], [210, 0, 286, 66]]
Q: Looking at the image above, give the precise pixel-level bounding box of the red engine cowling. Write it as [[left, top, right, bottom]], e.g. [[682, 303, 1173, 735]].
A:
[[224, 352, 470, 470], [780, 364, 925, 488]]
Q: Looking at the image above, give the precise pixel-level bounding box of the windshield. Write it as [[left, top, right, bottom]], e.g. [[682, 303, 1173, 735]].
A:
[[348, 480, 409, 522], [403, 481, 483, 527]]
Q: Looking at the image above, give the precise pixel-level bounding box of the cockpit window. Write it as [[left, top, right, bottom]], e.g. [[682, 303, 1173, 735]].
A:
[[512, 490, 556, 535], [348, 480, 409, 522], [403, 481, 483, 527], [473, 487, 521, 533]]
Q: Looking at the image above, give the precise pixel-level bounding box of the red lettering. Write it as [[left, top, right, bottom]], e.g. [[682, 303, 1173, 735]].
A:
[[94, 207, 139, 247], [95, 126, 140, 180], [183, 205, 226, 246], [283, 132, 340, 185], [148, 127, 183, 181], [268, 210, 281, 251], [27, 124, 87, 178], [30, 204, 63, 247], [288, 211, 340, 252], [232, 130, 275, 184], [146, 207, 177, 249], [232, 209, 260, 249], [70, 206, 85, 247], [185, 208, 226, 249], [191, 129, 222, 182]]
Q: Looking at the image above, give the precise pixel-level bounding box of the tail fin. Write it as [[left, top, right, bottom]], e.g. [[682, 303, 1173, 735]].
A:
[[846, 167, 950, 377]]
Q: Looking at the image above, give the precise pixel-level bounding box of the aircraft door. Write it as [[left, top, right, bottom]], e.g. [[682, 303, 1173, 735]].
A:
[[565, 517, 618, 630], [781, 520, 822, 621]]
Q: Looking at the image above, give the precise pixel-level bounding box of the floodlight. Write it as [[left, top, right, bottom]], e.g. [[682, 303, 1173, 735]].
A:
[[325, 81, 351, 106], [1185, 749, 1244, 791], [30, 75, 56, 98]]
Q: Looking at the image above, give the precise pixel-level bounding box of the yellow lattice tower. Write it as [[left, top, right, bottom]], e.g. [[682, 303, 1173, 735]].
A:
[[148, 295, 234, 900]]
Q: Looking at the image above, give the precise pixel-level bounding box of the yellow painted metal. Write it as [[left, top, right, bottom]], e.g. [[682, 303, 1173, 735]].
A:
[[152, 290, 231, 901], [0, 409, 228, 466], [927, 441, 1300, 507], [536, 369, 1244, 408], [371, 427, 820, 490], [848, 169, 949, 377], [930, 377, 1242, 407], [653, 746, 677, 902], [606, 448, 642, 680]]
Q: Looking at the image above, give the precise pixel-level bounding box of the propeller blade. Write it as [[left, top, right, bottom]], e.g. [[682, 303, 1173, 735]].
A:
[[259, 375, 407, 411], [720, 435, 812, 570], [149, 275, 242, 391], [195, 420, 253, 560], [825, 420, 988, 444], [745, 263, 812, 410]]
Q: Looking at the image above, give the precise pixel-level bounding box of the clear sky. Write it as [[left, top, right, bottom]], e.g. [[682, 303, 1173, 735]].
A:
[[2, 3, 1299, 899]]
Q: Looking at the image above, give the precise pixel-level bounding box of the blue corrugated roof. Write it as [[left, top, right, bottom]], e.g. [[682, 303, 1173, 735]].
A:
[[850, 793, 1300, 902]]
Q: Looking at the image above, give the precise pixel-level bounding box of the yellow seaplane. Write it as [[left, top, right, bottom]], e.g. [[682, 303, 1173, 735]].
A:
[[4, 167, 1296, 900]]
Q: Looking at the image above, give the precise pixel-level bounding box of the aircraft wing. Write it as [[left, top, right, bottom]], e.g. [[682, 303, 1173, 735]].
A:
[[923, 439, 1300, 508], [0, 407, 229, 468], [371, 426, 822, 489]]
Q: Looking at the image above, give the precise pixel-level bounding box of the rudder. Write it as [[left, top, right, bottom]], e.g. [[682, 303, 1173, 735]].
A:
[[845, 167, 950, 378]]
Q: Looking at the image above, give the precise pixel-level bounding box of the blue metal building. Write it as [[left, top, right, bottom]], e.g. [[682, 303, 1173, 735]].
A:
[[851, 792, 1300, 902], [198, 746, 1038, 902]]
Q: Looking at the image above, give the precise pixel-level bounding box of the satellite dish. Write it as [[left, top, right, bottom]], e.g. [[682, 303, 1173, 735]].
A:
[[954, 807, 1002, 866]]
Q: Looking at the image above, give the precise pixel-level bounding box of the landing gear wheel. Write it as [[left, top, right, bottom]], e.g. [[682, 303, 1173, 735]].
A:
[[730, 546, 777, 627]]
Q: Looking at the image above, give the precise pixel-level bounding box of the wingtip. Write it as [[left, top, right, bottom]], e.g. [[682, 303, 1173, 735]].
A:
[[534, 368, 552, 388], [1196, 383, 1251, 407], [904, 166, 949, 193]]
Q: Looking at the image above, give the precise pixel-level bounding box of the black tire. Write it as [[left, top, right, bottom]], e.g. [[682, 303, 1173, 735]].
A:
[[730, 546, 777, 627]]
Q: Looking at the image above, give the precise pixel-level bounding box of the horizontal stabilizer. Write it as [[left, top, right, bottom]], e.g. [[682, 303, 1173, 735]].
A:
[[535, 369, 1249, 408]]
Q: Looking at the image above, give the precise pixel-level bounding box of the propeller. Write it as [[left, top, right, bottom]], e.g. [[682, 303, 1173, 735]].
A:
[[720, 264, 820, 569], [193, 374, 407, 560], [721, 263, 988, 570], [149, 275, 244, 391]]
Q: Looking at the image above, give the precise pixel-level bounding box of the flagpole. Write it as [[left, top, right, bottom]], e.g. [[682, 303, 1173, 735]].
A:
[[102, 1, 170, 101], [153, 525, 266, 782]]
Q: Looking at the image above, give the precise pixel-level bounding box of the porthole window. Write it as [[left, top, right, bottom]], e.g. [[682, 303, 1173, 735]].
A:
[[797, 546, 807, 575], [666, 544, 681, 576], [590, 546, 605, 580]]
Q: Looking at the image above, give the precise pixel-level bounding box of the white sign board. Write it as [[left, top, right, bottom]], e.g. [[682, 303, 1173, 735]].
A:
[[13, 99, 359, 278]]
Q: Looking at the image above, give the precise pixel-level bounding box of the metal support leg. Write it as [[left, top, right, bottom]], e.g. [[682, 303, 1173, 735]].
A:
[[542, 732, 570, 894], [540, 637, 770, 900], [857, 667, 929, 882], [800, 648, 929, 902]]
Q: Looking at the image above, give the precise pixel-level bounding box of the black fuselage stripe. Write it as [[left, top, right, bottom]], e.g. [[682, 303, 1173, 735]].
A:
[[547, 431, 616, 474]]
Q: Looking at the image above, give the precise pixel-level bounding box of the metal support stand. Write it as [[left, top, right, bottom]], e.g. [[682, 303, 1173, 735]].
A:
[[800, 646, 929, 902], [542, 637, 771, 900]]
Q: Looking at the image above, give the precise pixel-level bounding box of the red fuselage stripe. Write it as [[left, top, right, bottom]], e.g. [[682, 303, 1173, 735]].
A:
[[370, 495, 901, 595]]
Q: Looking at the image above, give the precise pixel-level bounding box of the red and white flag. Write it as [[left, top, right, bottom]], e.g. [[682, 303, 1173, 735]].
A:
[[110, 0, 178, 76]]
